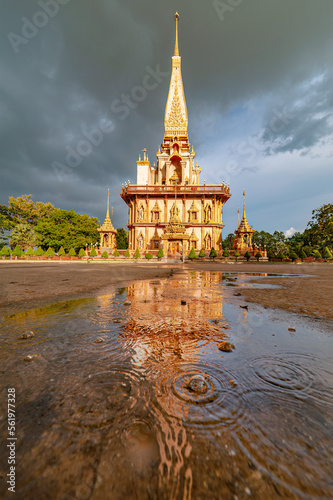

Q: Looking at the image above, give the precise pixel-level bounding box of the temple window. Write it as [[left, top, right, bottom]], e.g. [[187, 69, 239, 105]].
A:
[[154, 240, 159, 248]]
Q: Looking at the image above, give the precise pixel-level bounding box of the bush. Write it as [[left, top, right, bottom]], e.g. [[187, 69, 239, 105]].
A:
[[277, 252, 286, 261], [267, 249, 274, 261], [145, 252, 153, 260], [0, 246, 10, 258], [79, 248, 86, 258], [234, 250, 240, 261], [58, 246, 65, 258], [89, 248, 98, 258], [209, 247, 218, 259], [124, 249, 131, 258], [26, 247, 34, 256], [68, 248, 76, 259], [244, 251, 251, 262], [188, 248, 197, 260], [101, 251, 109, 259], [46, 247, 55, 258], [255, 251, 262, 262], [12, 245, 22, 258], [133, 249, 141, 259], [156, 248, 164, 259], [199, 249, 205, 258], [113, 249, 120, 257], [289, 251, 298, 262], [223, 249, 230, 258], [322, 247, 333, 260], [34, 246, 43, 257]]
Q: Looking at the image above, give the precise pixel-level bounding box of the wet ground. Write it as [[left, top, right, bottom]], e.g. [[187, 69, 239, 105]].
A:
[[0, 271, 332, 500]]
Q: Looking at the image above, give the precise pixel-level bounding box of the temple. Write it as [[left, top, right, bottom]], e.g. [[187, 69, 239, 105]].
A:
[[121, 13, 231, 256], [98, 189, 117, 250]]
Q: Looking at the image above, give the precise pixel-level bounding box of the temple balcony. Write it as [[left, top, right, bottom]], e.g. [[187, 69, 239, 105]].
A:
[[121, 184, 231, 201]]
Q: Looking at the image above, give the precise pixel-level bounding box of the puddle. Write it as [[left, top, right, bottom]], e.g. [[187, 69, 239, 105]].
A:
[[0, 272, 332, 500]]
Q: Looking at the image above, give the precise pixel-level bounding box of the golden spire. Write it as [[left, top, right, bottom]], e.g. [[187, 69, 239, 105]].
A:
[[164, 12, 188, 137], [174, 12, 180, 56], [106, 188, 110, 219], [237, 189, 254, 233]]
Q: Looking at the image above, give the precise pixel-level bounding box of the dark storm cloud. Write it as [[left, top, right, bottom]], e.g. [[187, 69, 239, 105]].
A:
[[1, 0, 333, 230]]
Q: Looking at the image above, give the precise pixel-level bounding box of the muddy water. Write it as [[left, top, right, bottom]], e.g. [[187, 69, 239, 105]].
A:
[[0, 272, 332, 500]]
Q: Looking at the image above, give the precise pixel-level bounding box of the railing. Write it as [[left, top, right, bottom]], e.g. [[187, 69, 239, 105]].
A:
[[121, 184, 230, 195]]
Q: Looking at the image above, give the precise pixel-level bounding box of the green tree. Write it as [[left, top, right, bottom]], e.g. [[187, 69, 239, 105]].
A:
[[58, 246, 65, 259], [244, 250, 251, 262], [267, 249, 275, 261], [68, 248, 76, 260], [255, 251, 262, 262], [199, 249, 205, 258], [133, 249, 141, 259], [145, 252, 153, 260], [46, 247, 55, 259], [113, 249, 120, 257], [8, 195, 55, 225], [306, 203, 333, 250], [34, 247, 43, 259], [79, 248, 86, 258], [322, 247, 333, 260], [0, 205, 13, 245], [90, 248, 98, 258], [234, 250, 240, 261], [209, 247, 218, 259], [223, 249, 230, 258], [157, 248, 164, 259], [12, 245, 22, 258], [312, 249, 321, 260], [101, 251, 109, 259], [10, 223, 36, 251], [188, 248, 197, 260], [222, 233, 235, 250], [115, 228, 129, 249], [299, 249, 307, 261], [26, 247, 34, 256], [289, 251, 298, 262], [34, 208, 100, 252], [0, 246, 10, 259], [277, 252, 286, 261], [124, 249, 131, 258]]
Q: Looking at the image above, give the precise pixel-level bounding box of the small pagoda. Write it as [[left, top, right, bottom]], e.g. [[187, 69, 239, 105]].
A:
[[98, 189, 117, 250]]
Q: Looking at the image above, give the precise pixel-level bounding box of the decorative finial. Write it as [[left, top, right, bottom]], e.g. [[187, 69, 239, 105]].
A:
[[174, 12, 180, 57], [243, 189, 246, 214], [106, 189, 110, 219]]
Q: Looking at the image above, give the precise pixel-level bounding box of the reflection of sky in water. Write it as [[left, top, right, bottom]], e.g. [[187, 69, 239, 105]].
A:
[[0, 272, 332, 500]]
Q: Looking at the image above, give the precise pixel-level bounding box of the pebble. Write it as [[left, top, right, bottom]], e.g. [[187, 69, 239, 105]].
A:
[[124, 300, 131, 306], [181, 300, 186, 305], [288, 327, 296, 332], [245, 487, 251, 496], [20, 331, 35, 339], [94, 337, 104, 343], [24, 354, 38, 362], [218, 342, 235, 352]]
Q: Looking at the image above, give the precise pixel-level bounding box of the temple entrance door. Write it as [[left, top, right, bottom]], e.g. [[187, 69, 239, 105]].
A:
[[168, 241, 181, 255]]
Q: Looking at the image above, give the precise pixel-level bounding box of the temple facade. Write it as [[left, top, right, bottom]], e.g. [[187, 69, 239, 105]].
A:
[[120, 13, 231, 256]]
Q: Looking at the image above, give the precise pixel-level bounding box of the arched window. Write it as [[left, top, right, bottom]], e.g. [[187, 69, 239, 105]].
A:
[[138, 235, 144, 249], [206, 234, 212, 250]]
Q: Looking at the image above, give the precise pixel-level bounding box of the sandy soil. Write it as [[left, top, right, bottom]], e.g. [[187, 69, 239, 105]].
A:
[[0, 261, 332, 320]]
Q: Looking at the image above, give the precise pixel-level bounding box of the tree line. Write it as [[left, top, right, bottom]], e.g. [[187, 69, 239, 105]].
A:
[[0, 195, 129, 253]]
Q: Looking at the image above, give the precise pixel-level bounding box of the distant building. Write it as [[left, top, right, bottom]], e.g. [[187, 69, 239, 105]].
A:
[[120, 13, 231, 256]]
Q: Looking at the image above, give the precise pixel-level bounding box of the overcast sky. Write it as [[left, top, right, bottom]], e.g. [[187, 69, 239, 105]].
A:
[[1, 0, 333, 236]]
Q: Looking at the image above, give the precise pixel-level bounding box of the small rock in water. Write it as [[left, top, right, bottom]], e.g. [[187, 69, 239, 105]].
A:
[[288, 327, 296, 332], [124, 300, 131, 306], [233, 292, 242, 296], [94, 337, 104, 343], [218, 341, 235, 352], [24, 354, 38, 362], [20, 331, 35, 339], [113, 318, 122, 323], [181, 300, 186, 305], [240, 305, 248, 310], [230, 379, 237, 386], [186, 375, 208, 394]]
